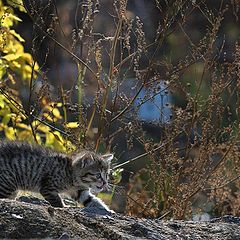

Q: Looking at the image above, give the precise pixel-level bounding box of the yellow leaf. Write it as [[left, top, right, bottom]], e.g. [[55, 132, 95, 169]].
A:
[[22, 65, 33, 80], [7, 73, 16, 84], [2, 53, 21, 61], [2, 113, 11, 124], [0, 97, 5, 108], [65, 140, 77, 152], [10, 29, 25, 42], [0, 105, 10, 116], [22, 53, 33, 62], [9, 13, 22, 22], [17, 131, 41, 143], [43, 113, 54, 122], [1, 12, 22, 28], [52, 108, 61, 119], [32, 121, 50, 133], [6, 0, 26, 13], [12, 114, 23, 123], [0, 123, 4, 130], [45, 131, 66, 151], [45, 132, 55, 146], [16, 123, 31, 131], [51, 131, 63, 143], [0, 60, 7, 78], [4, 126, 16, 140], [66, 122, 79, 128]]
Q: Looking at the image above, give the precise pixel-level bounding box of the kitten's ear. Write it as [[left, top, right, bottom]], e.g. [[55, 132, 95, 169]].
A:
[[102, 153, 114, 164], [73, 152, 93, 168]]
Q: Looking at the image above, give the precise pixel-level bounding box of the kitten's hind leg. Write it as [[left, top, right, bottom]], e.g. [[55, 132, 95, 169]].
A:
[[0, 181, 17, 199], [8, 190, 18, 199], [40, 188, 63, 208]]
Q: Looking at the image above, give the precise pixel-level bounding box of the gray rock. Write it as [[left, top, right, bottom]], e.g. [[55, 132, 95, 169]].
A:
[[0, 199, 240, 239]]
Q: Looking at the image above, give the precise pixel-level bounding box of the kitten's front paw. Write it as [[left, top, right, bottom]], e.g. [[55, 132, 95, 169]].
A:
[[81, 206, 114, 215], [106, 208, 115, 214], [82, 199, 115, 215], [97, 205, 115, 214]]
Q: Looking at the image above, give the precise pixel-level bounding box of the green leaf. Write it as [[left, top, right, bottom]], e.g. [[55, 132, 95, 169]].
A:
[[112, 168, 123, 184]]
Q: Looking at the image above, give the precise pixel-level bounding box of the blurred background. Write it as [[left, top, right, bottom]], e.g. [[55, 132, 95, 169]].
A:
[[1, 0, 240, 219]]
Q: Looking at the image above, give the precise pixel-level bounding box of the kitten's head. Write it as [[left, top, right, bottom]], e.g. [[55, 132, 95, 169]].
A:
[[72, 151, 113, 192]]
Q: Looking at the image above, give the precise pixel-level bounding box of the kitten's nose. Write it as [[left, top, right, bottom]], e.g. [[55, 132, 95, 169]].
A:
[[103, 183, 108, 191], [102, 180, 107, 185], [101, 180, 107, 190]]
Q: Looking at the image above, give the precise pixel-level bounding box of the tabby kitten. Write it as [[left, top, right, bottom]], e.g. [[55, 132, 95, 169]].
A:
[[0, 141, 113, 211]]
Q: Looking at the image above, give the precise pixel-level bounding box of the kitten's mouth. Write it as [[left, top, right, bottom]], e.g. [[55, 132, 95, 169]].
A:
[[96, 183, 106, 190], [96, 185, 104, 190]]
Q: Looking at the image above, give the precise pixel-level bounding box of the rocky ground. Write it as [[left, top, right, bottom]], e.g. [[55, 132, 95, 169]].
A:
[[0, 198, 240, 239]]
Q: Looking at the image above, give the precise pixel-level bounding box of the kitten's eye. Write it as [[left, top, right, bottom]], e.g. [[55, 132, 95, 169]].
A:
[[95, 173, 101, 179]]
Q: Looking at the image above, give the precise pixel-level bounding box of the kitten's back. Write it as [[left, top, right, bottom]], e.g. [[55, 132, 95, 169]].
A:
[[0, 141, 69, 191]]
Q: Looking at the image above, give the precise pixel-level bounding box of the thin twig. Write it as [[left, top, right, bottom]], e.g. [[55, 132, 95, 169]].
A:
[[22, 1, 100, 84], [204, 174, 240, 191], [95, 10, 124, 151]]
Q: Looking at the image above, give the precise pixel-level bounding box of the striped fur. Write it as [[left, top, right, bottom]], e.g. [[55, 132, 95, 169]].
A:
[[0, 141, 113, 210]]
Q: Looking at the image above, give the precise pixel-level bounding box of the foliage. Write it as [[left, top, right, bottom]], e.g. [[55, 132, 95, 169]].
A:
[[0, 0, 74, 151], [0, 0, 35, 81]]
